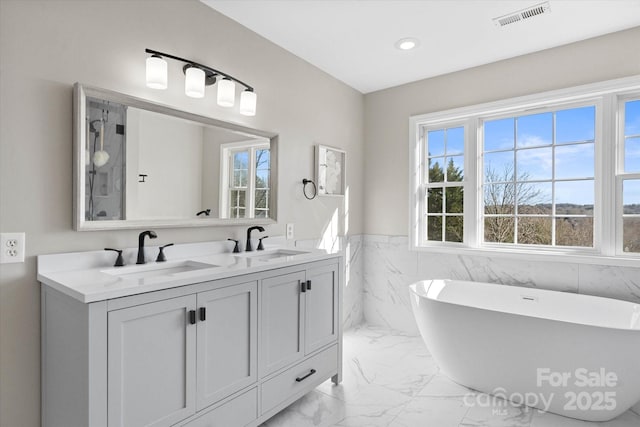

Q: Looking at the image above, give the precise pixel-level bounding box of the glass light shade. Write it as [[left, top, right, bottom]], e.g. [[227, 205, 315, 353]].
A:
[[239, 90, 257, 116], [217, 78, 235, 107], [146, 56, 167, 89], [185, 67, 205, 98]]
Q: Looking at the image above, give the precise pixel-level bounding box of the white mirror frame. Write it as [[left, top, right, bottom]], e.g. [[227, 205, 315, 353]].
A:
[[73, 83, 278, 230]]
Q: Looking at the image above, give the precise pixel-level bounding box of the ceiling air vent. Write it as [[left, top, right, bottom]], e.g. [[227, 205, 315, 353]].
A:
[[493, 2, 551, 27]]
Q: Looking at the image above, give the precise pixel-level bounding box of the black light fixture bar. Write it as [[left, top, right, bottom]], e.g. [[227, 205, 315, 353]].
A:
[[145, 48, 254, 92]]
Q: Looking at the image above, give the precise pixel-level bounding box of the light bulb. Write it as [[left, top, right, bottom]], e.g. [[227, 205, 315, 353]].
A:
[[146, 55, 167, 89], [239, 90, 257, 116], [185, 66, 205, 98], [217, 78, 235, 107]]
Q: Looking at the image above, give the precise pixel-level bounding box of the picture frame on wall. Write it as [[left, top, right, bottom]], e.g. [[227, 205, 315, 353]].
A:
[[316, 144, 346, 196]]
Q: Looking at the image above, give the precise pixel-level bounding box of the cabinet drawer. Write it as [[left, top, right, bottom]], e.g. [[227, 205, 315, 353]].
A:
[[261, 345, 338, 414], [181, 388, 257, 427]]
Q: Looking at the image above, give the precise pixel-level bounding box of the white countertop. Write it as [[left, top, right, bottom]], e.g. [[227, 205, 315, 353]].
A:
[[38, 239, 342, 303]]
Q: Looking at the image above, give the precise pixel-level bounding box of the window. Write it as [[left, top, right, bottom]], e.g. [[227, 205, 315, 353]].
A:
[[620, 98, 640, 253], [482, 106, 595, 248], [409, 76, 640, 261], [424, 126, 465, 243], [221, 141, 270, 219]]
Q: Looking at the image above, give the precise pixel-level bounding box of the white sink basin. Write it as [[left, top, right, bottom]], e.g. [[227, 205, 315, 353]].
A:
[[102, 260, 217, 280], [236, 249, 310, 262]]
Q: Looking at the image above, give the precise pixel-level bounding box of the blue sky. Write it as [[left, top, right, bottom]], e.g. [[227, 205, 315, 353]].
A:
[[428, 102, 640, 206], [484, 106, 596, 206]]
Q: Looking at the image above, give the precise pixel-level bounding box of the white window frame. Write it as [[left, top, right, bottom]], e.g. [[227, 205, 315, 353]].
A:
[[220, 140, 270, 219], [479, 99, 601, 252], [409, 75, 640, 266], [419, 121, 469, 246], [616, 93, 640, 256]]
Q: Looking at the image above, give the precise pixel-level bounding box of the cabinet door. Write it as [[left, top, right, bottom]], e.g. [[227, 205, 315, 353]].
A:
[[108, 295, 196, 427], [261, 271, 306, 376], [196, 282, 257, 411], [304, 263, 339, 354]]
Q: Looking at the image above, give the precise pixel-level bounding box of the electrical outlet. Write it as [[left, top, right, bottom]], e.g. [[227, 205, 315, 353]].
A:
[[0, 232, 25, 263], [286, 223, 294, 240]]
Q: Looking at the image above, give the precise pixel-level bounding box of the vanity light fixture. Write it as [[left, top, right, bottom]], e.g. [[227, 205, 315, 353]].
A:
[[184, 66, 205, 98], [146, 55, 168, 89], [145, 48, 257, 116], [217, 78, 235, 107]]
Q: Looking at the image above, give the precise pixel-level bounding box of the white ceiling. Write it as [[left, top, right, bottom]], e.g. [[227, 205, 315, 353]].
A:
[[202, 0, 640, 94]]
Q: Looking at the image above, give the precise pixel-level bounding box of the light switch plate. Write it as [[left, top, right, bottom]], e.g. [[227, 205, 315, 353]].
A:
[[0, 232, 25, 263]]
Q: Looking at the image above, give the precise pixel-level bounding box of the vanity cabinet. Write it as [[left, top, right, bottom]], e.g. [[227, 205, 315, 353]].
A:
[[41, 256, 342, 427], [107, 295, 198, 427], [107, 281, 257, 427], [261, 264, 339, 376], [259, 263, 339, 416], [196, 282, 258, 410]]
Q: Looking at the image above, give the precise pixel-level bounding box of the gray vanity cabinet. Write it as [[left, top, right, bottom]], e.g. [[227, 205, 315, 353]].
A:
[[260, 263, 339, 376], [258, 262, 340, 416], [260, 271, 307, 375], [40, 255, 342, 427], [107, 282, 258, 427], [304, 264, 339, 355], [107, 295, 197, 427], [196, 282, 258, 410]]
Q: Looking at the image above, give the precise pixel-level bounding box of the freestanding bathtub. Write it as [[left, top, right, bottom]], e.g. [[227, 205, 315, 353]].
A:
[[409, 279, 640, 422]]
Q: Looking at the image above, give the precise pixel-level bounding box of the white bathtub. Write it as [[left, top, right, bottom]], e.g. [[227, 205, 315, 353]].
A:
[[409, 279, 640, 422]]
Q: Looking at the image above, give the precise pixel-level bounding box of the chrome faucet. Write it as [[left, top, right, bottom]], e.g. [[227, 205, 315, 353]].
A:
[[136, 230, 157, 264], [245, 226, 265, 252]]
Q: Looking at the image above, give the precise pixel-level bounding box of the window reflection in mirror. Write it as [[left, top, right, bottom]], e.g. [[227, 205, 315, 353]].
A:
[[221, 142, 271, 219]]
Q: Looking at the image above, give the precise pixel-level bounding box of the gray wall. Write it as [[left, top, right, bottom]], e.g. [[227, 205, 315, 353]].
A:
[[364, 26, 640, 235], [0, 1, 364, 426]]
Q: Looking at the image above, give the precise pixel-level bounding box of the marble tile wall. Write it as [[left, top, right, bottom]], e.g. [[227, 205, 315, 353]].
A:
[[362, 235, 640, 336]]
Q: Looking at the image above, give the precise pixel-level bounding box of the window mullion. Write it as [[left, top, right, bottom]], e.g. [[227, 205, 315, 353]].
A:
[[466, 119, 479, 247], [600, 95, 616, 255], [247, 148, 257, 218]]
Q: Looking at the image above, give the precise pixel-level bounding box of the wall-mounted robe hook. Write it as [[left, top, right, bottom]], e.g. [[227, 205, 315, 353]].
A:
[[138, 174, 147, 183]]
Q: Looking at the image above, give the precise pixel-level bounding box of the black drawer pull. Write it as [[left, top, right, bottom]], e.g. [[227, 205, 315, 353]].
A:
[[306, 280, 312, 291], [200, 307, 206, 321], [188, 310, 196, 325], [301, 281, 306, 293], [295, 369, 316, 382]]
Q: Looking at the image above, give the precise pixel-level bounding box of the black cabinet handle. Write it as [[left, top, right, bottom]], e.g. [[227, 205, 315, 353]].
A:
[[189, 310, 196, 325], [300, 281, 306, 293], [306, 280, 312, 291], [200, 307, 206, 322], [295, 369, 316, 382]]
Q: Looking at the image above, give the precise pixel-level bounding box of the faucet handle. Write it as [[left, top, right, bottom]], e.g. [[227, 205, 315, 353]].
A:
[[156, 243, 174, 262], [104, 248, 125, 267], [257, 236, 269, 251], [227, 238, 240, 253]]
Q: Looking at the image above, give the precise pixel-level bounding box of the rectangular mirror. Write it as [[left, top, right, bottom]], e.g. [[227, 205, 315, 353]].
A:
[[73, 83, 278, 230]]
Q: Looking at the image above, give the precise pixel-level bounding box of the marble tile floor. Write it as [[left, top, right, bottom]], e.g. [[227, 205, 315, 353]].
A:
[[261, 324, 640, 427]]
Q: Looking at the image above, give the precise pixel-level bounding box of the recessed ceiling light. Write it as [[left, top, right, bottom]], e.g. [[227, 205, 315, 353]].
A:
[[395, 37, 419, 51]]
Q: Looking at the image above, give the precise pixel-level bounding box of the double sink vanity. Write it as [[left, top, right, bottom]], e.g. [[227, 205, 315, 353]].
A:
[[39, 82, 343, 426], [39, 236, 343, 427]]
